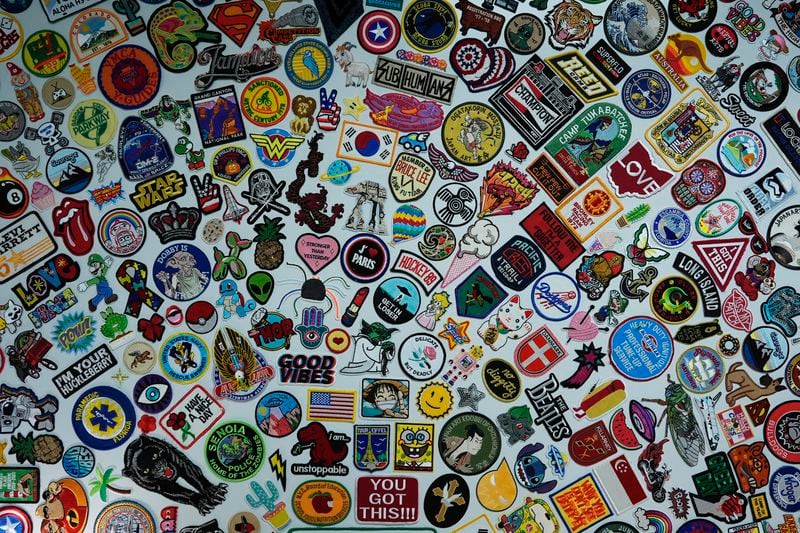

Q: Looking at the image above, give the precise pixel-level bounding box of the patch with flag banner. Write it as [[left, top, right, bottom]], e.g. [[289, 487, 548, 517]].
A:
[[307, 389, 357, 422], [592, 455, 647, 514], [515, 325, 567, 377], [337, 121, 398, 167]]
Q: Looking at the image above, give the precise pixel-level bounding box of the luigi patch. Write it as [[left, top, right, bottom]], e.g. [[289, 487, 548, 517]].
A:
[[455, 267, 507, 319]]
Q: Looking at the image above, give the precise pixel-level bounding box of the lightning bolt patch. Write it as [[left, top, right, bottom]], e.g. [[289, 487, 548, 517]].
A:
[[269, 450, 287, 490]]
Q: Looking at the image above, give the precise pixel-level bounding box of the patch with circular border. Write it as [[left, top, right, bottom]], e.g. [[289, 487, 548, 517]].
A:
[[705, 23, 737, 57], [652, 207, 691, 248], [0, 507, 31, 533], [432, 183, 477, 226], [650, 276, 698, 324], [205, 420, 265, 481], [123, 340, 157, 374], [293, 480, 351, 526], [94, 501, 155, 533], [676, 345, 724, 393], [69, 9, 128, 62], [717, 128, 765, 178], [482, 358, 521, 402], [240, 77, 290, 127], [739, 62, 789, 113], [742, 325, 789, 373], [0, 0, 31, 13], [438, 412, 501, 476], [504, 14, 544, 55], [254, 127, 301, 167], [766, 401, 800, 463], [0, 101, 25, 141], [62, 444, 95, 478], [41, 77, 75, 110], [0, 166, 27, 219], [668, 0, 717, 32], [622, 69, 671, 119], [603, 0, 667, 56], [441, 102, 504, 166], [399, 333, 446, 381], [769, 205, 800, 270], [160, 332, 209, 384], [46, 146, 92, 193], [326, 328, 351, 354], [786, 353, 800, 397], [610, 316, 674, 381], [416, 381, 454, 419], [22, 30, 69, 77], [341, 233, 390, 283], [596, 522, 640, 533], [677, 520, 720, 533], [72, 385, 136, 450], [98, 208, 146, 256], [374, 276, 421, 325], [695, 198, 742, 238], [132, 373, 173, 413], [68, 99, 117, 149], [531, 272, 581, 321], [256, 390, 302, 437], [152, 243, 211, 302], [790, 56, 800, 93], [401, 0, 457, 53], [284, 39, 333, 90], [0, 12, 23, 62], [99, 44, 161, 109], [358, 10, 401, 55], [424, 474, 470, 528]]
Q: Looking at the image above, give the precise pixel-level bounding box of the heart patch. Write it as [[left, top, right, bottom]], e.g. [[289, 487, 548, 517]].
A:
[[450, 38, 516, 92], [296, 234, 340, 274]]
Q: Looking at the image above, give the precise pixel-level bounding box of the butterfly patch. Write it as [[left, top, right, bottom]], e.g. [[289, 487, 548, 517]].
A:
[[627, 224, 670, 267]]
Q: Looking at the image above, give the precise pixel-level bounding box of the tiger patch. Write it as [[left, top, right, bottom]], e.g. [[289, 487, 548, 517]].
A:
[[545, 0, 603, 50]]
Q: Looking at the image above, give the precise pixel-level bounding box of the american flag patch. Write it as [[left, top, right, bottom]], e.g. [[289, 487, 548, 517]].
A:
[[307, 389, 356, 422]]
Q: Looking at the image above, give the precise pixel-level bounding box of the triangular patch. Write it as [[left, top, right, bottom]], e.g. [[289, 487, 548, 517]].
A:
[[692, 238, 749, 291], [745, 398, 770, 426]]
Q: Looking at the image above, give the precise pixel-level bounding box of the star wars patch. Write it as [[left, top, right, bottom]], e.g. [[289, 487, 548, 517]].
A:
[[646, 88, 729, 171], [401, 0, 457, 53], [739, 62, 789, 113], [341, 233, 389, 283], [211, 146, 251, 185], [354, 424, 390, 472], [547, 51, 617, 103], [550, 474, 612, 532], [240, 77, 289, 127], [292, 479, 351, 526], [117, 116, 174, 182], [191, 85, 247, 149], [0, 212, 56, 284], [454, 267, 506, 320], [389, 153, 435, 203], [520, 203, 586, 270], [673, 252, 721, 317], [526, 154, 574, 205], [208, 0, 262, 47], [440, 102, 504, 166], [71, 385, 135, 450], [159, 384, 224, 449], [99, 45, 160, 110], [337, 121, 399, 167], [763, 109, 800, 175], [556, 177, 624, 243], [373, 56, 455, 104], [587, 39, 631, 85], [489, 55, 583, 150], [391, 251, 441, 295], [131, 171, 186, 212]]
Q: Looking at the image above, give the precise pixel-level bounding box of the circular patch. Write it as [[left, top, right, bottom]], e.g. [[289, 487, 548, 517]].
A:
[[320, 158, 357, 184], [241, 77, 290, 127], [62, 444, 95, 478], [132, 374, 172, 414], [72, 385, 136, 450], [482, 358, 521, 401], [432, 184, 477, 226], [739, 62, 789, 112], [610, 316, 674, 381], [597, 523, 639, 533], [652, 207, 691, 247], [212, 146, 251, 185], [677, 520, 721, 533], [358, 10, 401, 54], [186, 301, 218, 334], [604, 0, 668, 56], [766, 402, 800, 463], [622, 69, 671, 118], [769, 205, 800, 270], [417, 381, 453, 419], [439, 412, 501, 476], [341, 233, 390, 283], [284, 39, 333, 90], [0, 167, 27, 219], [254, 128, 300, 168], [789, 56, 800, 92], [401, 0, 457, 53], [676, 346, 724, 393], [718, 334, 739, 357], [98, 209, 146, 256], [668, 0, 717, 32], [41, 77, 75, 110], [504, 14, 545, 55], [418, 224, 456, 261], [0, 0, 31, 12], [424, 474, 470, 528], [717, 128, 765, 177], [95, 501, 155, 533], [255, 391, 302, 438], [742, 326, 789, 373], [160, 332, 209, 384], [786, 354, 800, 396], [531, 272, 581, 321], [374, 276, 421, 324], [99, 44, 160, 109], [68, 99, 116, 149], [399, 333, 446, 381], [651, 276, 698, 324], [771, 465, 800, 511], [228, 513, 260, 533], [22, 30, 69, 77], [293, 480, 351, 526], [123, 341, 156, 374], [46, 147, 92, 193], [441, 102, 504, 166], [705, 23, 738, 57], [201, 218, 224, 245], [0, 12, 22, 61], [325, 328, 351, 354], [152, 243, 212, 301], [205, 420, 265, 481], [0, 508, 30, 533], [0, 101, 24, 141]]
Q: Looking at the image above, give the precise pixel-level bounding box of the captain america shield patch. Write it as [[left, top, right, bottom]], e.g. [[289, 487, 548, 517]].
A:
[[358, 10, 401, 54]]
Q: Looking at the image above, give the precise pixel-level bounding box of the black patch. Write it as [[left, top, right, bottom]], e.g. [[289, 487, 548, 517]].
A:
[[313, 0, 363, 45]]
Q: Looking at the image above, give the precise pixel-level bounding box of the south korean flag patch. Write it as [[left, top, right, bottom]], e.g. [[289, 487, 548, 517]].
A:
[[337, 121, 398, 167]]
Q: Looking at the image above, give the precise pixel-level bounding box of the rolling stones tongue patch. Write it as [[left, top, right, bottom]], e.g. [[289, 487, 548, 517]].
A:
[[51, 198, 94, 256], [449, 38, 515, 93]]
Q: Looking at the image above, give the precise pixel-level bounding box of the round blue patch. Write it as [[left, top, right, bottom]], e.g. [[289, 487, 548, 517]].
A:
[[132, 374, 173, 413], [0, 0, 32, 12], [530, 272, 580, 321], [622, 69, 671, 119], [610, 316, 674, 381], [652, 207, 691, 248], [677, 520, 721, 533], [72, 386, 136, 450], [160, 332, 209, 384], [716, 128, 766, 178], [152, 243, 211, 302], [62, 444, 95, 478], [284, 39, 334, 90], [255, 128, 298, 168], [770, 465, 800, 512]]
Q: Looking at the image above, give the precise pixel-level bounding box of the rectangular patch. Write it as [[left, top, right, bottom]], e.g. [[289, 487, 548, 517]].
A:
[[131, 171, 187, 212], [308, 389, 356, 422], [555, 177, 623, 243], [365, 0, 403, 9], [586, 39, 630, 84], [160, 385, 225, 449], [40, 0, 104, 22], [51, 343, 117, 398], [489, 55, 583, 149], [763, 109, 800, 175], [550, 474, 613, 533], [337, 121, 398, 167], [526, 154, 574, 204], [0, 467, 39, 503], [191, 85, 247, 148], [546, 51, 617, 102], [373, 56, 456, 104], [520, 203, 585, 269], [0, 212, 57, 285], [356, 477, 418, 523], [391, 250, 441, 294]]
